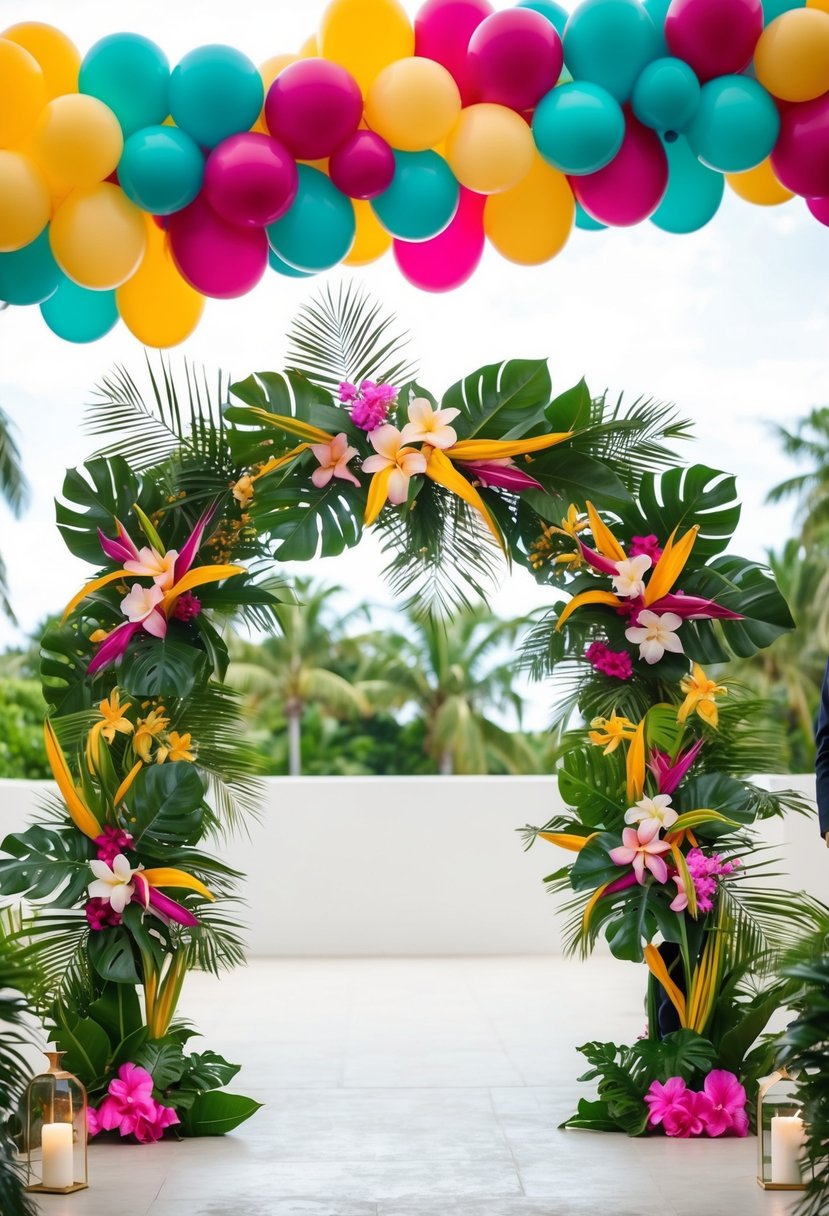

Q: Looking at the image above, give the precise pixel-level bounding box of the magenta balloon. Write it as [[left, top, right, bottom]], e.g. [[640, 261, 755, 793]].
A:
[[264, 58, 363, 160], [329, 130, 396, 199], [570, 115, 669, 226], [168, 195, 269, 298], [414, 0, 494, 105], [394, 187, 486, 291], [807, 195, 829, 227], [665, 0, 763, 82], [467, 8, 563, 110], [204, 132, 298, 227], [771, 95, 829, 198]]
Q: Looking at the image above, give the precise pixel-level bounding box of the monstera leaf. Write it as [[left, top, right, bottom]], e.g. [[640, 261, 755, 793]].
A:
[[247, 468, 366, 562], [119, 637, 210, 699], [441, 359, 552, 439], [55, 457, 160, 565], [523, 449, 633, 518], [131, 763, 207, 846], [40, 622, 95, 715], [0, 825, 91, 905], [557, 746, 627, 830], [619, 464, 741, 560], [673, 772, 757, 838], [226, 370, 355, 458], [678, 555, 795, 662]]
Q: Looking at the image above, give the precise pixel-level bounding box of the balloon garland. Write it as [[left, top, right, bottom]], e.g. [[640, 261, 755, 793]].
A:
[[0, 0, 828, 345]]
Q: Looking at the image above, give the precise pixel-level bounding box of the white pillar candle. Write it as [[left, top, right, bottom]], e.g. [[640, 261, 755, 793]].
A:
[[771, 1114, 806, 1185], [41, 1122, 74, 1190]]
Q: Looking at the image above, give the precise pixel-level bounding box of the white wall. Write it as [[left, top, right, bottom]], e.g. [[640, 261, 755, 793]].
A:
[[0, 775, 825, 956]]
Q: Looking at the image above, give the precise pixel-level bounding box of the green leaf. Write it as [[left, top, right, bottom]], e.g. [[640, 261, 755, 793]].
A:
[[522, 450, 632, 518], [178, 1091, 262, 1136], [179, 1050, 241, 1093], [679, 555, 795, 662], [716, 988, 787, 1075], [606, 884, 655, 963], [110, 1027, 149, 1071], [545, 379, 594, 433], [251, 472, 366, 562], [557, 746, 626, 829], [227, 369, 348, 440], [119, 637, 210, 699], [88, 983, 143, 1046], [121, 903, 171, 969], [441, 359, 552, 439], [87, 926, 140, 984], [560, 1097, 624, 1132], [132, 763, 207, 846], [0, 825, 91, 906], [51, 1008, 111, 1086], [56, 457, 159, 565], [133, 1037, 186, 1089], [674, 773, 757, 838], [570, 833, 623, 893], [39, 623, 94, 716], [619, 464, 741, 560]]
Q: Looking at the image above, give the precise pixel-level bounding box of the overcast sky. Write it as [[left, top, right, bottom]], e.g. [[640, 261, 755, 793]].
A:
[[1, 0, 827, 727]]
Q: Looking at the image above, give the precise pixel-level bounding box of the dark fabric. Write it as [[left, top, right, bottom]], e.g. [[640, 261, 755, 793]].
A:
[[656, 941, 684, 1039], [815, 659, 829, 836]]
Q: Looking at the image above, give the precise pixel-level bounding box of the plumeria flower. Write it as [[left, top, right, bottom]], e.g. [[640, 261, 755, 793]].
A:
[[625, 609, 684, 664], [309, 432, 361, 489], [624, 793, 679, 833], [611, 553, 652, 599], [677, 663, 727, 728], [609, 822, 672, 885], [400, 398, 460, 450], [124, 546, 179, 590], [120, 583, 167, 639], [588, 711, 638, 755], [363, 425, 427, 505], [88, 853, 139, 914]]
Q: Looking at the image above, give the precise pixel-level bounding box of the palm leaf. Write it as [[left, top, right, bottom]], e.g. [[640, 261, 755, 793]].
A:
[[0, 405, 29, 518]]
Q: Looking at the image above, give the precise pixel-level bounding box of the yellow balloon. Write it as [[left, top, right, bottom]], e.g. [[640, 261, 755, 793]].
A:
[[300, 35, 320, 57], [807, 0, 829, 13], [754, 8, 829, 102], [0, 150, 50, 251], [485, 155, 574, 264], [0, 39, 46, 148], [30, 95, 123, 194], [260, 53, 298, 92], [117, 222, 204, 348], [365, 58, 461, 152], [319, 0, 414, 94], [50, 183, 147, 290], [446, 104, 535, 195], [344, 199, 392, 265], [2, 22, 80, 99], [726, 157, 793, 205]]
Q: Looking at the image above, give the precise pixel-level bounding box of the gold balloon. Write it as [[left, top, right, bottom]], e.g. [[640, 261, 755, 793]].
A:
[[50, 183, 147, 290], [2, 22, 80, 99], [117, 221, 205, 348], [319, 0, 414, 94], [30, 94, 123, 194], [485, 155, 574, 264], [365, 58, 461, 152], [726, 158, 793, 206], [300, 35, 319, 57], [0, 150, 50, 251], [344, 199, 392, 265], [446, 104, 535, 195], [754, 8, 829, 102], [0, 39, 46, 148]]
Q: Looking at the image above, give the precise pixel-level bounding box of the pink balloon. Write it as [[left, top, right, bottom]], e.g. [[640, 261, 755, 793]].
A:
[[570, 115, 668, 226], [467, 9, 563, 111], [772, 95, 829, 198], [807, 195, 829, 226], [415, 0, 494, 106], [394, 187, 486, 291], [168, 195, 269, 299], [665, 0, 763, 82], [204, 133, 298, 227], [265, 58, 363, 160], [329, 130, 396, 199]]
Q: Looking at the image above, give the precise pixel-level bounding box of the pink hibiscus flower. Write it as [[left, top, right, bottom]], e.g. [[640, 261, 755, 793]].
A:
[[645, 1077, 711, 1138], [96, 1063, 156, 1137], [701, 1070, 748, 1137]]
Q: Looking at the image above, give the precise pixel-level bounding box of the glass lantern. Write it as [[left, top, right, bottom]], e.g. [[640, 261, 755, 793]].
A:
[[25, 1052, 88, 1194], [757, 1068, 809, 1191]]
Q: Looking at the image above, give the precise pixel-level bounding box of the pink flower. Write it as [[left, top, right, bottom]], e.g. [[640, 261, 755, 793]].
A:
[[701, 1070, 748, 1138], [340, 379, 398, 431], [96, 1064, 157, 1137], [684, 848, 741, 914], [172, 591, 201, 621], [647, 739, 703, 796], [608, 822, 671, 885], [85, 897, 123, 931], [310, 432, 361, 489], [629, 534, 663, 563], [94, 825, 135, 866], [362, 425, 427, 505], [120, 583, 167, 639], [338, 381, 359, 403], [87, 1105, 100, 1137], [645, 1078, 711, 1138], [585, 641, 633, 681], [669, 872, 689, 913], [132, 1101, 180, 1143], [645, 1076, 689, 1130]]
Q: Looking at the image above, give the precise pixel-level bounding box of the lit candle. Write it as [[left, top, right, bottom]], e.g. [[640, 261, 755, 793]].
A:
[[41, 1122, 74, 1190], [770, 1112, 806, 1185]]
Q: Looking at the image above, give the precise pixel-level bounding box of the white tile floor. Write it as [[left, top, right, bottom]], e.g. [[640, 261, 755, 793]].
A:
[[30, 957, 799, 1216]]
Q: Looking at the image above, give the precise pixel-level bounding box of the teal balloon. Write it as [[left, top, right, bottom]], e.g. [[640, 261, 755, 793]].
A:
[[762, 0, 805, 21], [79, 34, 170, 138], [632, 58, 700, 134], [268, 247, 316, 278], [169, 45, 263, 149], [516, 0, 568, 36], [687, 76, 780, 173], [533, 81, 625, 174], [119, 125, 204, 215], [371, 151, 459, 242], [575, 202, 607, 230], [642, 0, 672, 54], [0, 227, 61, 305], [650, 135, 724, 233], [40, 277, 118, 344], [267, 166, 355, 271], [563, 0, 661, 102]]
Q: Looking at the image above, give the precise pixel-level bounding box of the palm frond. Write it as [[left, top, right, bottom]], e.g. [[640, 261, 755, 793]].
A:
[[0, 405, 29, 517], [569, 393, 694, 494], [181, 901, 247, 976], [285, 281, 418, 392]]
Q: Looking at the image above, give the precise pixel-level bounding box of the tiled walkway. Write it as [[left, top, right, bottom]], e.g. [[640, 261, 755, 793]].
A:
[[32, 957, 797, 1216]]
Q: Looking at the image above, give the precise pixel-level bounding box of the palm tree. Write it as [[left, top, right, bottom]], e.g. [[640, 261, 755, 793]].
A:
[[767, 407, 829, 539], [0, 405, 29, 621], [0, 918, 38, 1216], [226, 579, 375, 776], [369, 605, 543, 775]]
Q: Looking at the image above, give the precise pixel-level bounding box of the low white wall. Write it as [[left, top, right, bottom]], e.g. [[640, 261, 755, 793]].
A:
[[0, 775, 825, 956]]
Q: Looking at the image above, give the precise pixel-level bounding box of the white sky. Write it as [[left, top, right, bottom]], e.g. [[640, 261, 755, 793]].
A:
[[1, 0, 827, 728]]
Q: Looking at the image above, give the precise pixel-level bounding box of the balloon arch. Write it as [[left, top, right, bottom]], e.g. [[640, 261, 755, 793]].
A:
[[0, 0, 828, 345]]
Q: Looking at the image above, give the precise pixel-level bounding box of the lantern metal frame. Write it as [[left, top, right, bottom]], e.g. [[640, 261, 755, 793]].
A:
[[24, 1051, 89, 1195], [756, 1068, 809, 1192]]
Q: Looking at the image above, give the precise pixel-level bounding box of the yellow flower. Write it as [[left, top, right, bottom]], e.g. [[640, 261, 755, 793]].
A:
[[588, 712, 638, 755], [551, 504, 589, 541], [232, 475, 255, 508], [97, 690, 134, 743], [133, 708, 170, 763], [677, 664, 727, 729], [156, 731, 197, 764]]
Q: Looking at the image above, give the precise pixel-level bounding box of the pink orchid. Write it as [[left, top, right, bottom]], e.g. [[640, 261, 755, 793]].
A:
[[120, 583, 167, 639], [85, 897, 122, 931], [609, 821, 671, 885], [363, 425, 427, 504], [172, 591, 202, 621], [701, 1070, 748, 1137], [96, 1064, 157, 1137], [310, 432, 361, 489], [457, 459, 543, 493], [648, 739, 704, 796]]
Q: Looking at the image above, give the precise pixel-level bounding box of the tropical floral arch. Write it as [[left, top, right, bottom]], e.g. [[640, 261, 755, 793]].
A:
[[0, 287, 819, 1149]]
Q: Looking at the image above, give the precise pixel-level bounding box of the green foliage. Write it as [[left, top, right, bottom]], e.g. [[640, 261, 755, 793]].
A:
[[778, 949, 829, 1216], [0, 824, 91, 905], [0, 919, 38, 1216], [179, 1090, 263, 1137], [131, 763, 207, 847], [120, 636, 211, 700], [0, 678, 49, 778]]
